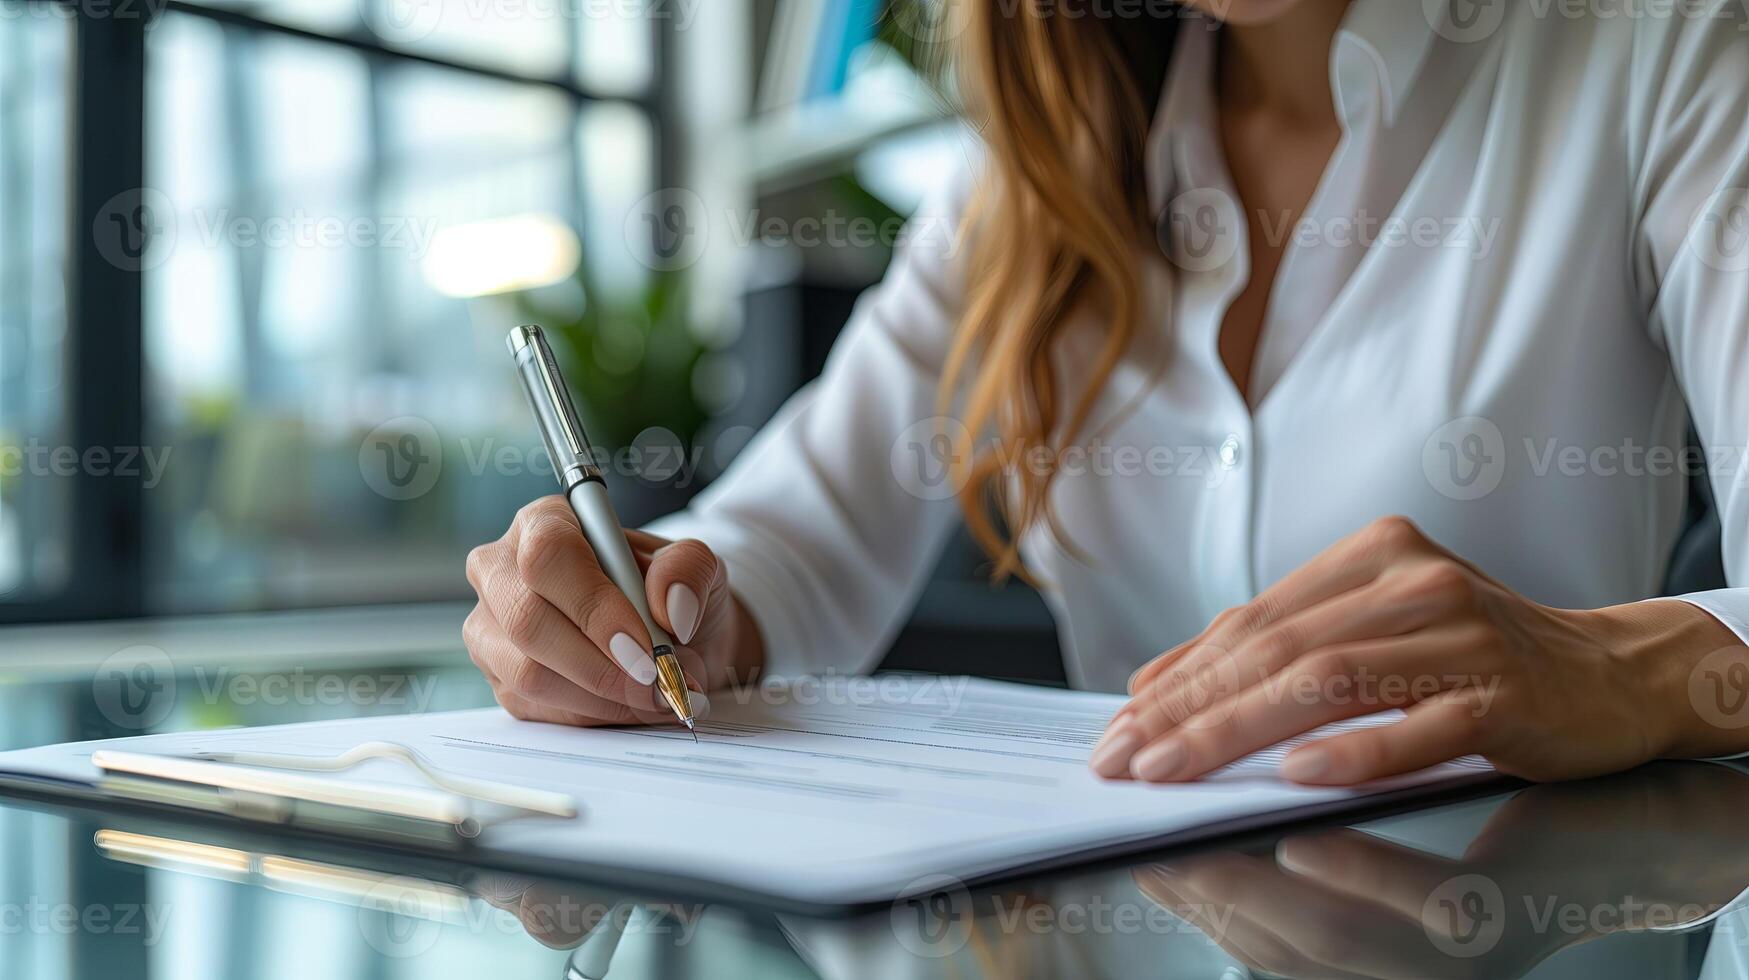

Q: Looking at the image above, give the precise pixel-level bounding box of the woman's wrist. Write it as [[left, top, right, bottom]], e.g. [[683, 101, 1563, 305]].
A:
[[1582, 599, 1749, 761]]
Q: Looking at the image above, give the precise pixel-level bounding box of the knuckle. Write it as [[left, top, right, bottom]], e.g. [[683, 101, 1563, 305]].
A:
[[517, 520, 574, 583], [578, 579, 631, 639], [1412, 561, 1472, 599], [524, 667, 566, 705], [465, 544, 491, 591], [1366, 514, 1423, 550], [1458, 621, 1505, 656], [462, 608, 490, 652], [502, 593, 546, 649], [1297, 650, 1354, 686], [1256, 623, 1306, 666], [1127, 673, 1143, 697], [512, 499, 546, 531], [1188, 705, 1240, 742], [1156, 678, 1219, 727], [1232, 597, 1279, 636], [505, 657, 547, 699], [663, 539, 722, 587], [517, 496, 569, 526]]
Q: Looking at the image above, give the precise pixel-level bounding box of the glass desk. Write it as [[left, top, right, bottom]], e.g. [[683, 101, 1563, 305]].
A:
[[1, 608, 1746, 980]]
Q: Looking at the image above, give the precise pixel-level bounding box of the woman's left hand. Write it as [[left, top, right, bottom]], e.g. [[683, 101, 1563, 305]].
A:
[[1092, 516, 1747, 786]]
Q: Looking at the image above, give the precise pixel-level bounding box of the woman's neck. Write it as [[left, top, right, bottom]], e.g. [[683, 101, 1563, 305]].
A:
[[1218, 0, 1353, 126]]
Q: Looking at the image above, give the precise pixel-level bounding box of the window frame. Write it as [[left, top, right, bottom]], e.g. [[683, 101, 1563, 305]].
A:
[[2, 0, 683, 624]]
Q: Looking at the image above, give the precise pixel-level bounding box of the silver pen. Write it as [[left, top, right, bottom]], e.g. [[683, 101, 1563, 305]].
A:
[[506, 324, 696, 739]]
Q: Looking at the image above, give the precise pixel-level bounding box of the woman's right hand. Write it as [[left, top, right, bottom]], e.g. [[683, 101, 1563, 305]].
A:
[[463, 496, 762, 726]]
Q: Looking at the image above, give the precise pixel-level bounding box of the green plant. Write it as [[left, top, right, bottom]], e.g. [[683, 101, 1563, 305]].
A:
[[512, 271, 709, 454]]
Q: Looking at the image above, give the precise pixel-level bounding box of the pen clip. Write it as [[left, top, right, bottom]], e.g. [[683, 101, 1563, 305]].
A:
[[507, 324, 603, 492]]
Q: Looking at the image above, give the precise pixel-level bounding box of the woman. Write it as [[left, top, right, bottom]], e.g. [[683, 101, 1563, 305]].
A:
[[463, 0, 1749, 786]]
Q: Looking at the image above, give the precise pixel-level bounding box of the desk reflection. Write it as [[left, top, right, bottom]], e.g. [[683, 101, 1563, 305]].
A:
[[1137, 762, 1749, 979], [85, 762, 1749, 980]]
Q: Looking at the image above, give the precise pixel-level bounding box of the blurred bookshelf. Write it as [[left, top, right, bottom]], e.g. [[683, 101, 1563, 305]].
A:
[[740, 0, 956, 194], [740, 0, 959, 196], [738, 81, 953, 195]]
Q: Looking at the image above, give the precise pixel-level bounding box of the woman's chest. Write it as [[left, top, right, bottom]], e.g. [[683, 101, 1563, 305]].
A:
[[1030, 205, 1685, 637]]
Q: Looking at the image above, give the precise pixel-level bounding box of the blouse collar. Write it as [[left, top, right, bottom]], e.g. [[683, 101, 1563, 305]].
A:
[[1146, 0, 1445, 215]]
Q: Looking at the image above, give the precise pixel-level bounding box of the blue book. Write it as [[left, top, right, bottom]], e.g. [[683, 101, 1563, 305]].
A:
[[806, 0, 851, 99], [808, 0, 883, 99]]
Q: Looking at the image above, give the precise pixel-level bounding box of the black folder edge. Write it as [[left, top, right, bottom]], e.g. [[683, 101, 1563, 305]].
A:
[[0, 765, 1514, 918]]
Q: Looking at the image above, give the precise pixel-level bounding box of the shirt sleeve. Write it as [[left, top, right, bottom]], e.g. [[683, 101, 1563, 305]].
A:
[[1627, 10, 1749, 637], [645, 168, 979, 678]]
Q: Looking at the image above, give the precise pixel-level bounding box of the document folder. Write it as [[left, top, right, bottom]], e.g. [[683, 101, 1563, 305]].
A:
[[0, 676, 1500, 910]]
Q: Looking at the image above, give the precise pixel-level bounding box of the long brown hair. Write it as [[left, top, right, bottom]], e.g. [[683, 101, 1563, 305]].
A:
[[940, 1, 1179, 579]]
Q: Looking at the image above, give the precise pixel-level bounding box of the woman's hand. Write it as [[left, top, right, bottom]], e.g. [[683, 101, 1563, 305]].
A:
[[469, 872, 701, 953], [463, 497, 763, 726], [1093, 516, 1746, 785]]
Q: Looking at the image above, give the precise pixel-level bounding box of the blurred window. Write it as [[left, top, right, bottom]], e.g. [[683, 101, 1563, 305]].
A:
[[2, 0, 671, 619], [0, 12, 72, 606]]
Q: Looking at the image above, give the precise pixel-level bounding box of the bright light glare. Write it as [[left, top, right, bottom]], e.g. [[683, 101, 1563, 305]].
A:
[[420, 213, 582, 299]]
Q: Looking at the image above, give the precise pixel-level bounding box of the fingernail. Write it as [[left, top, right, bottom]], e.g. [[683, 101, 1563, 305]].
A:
[[667, 584, 701, 645], [608, 633, 658, 686], [686, 690, 711, 719], [1090, 725, 1142, 777], [1131, 741, 1187, 782], [1281, 746, 1331, 783]]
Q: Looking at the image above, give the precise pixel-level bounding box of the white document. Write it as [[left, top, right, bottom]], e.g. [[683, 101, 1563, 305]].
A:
[[0, 677, 1492, 906]]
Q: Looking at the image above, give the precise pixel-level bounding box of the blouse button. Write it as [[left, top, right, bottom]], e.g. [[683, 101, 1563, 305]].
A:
[[1218, 434, 1243, 470]]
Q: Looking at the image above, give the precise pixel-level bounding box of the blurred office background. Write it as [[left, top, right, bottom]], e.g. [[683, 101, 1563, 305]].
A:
[[0, 0, 1061, 676]]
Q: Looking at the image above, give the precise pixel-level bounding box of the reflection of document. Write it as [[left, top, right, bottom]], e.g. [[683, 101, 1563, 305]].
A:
[[0, 677, 1491, 906]]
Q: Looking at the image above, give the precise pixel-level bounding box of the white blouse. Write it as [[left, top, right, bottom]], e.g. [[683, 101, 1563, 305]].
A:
[[651, 0, 1749, 693]]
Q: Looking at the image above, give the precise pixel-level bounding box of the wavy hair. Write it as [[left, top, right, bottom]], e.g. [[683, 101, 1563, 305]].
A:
[[938, 0, 1179, 579]]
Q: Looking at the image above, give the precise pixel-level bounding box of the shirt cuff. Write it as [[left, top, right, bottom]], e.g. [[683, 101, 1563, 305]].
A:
[[1673, 589, 1749, 648], [1663, 591, 1749, 761]]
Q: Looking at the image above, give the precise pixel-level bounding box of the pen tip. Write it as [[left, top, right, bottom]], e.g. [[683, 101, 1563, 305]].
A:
[[685, 718, 697, 743]]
